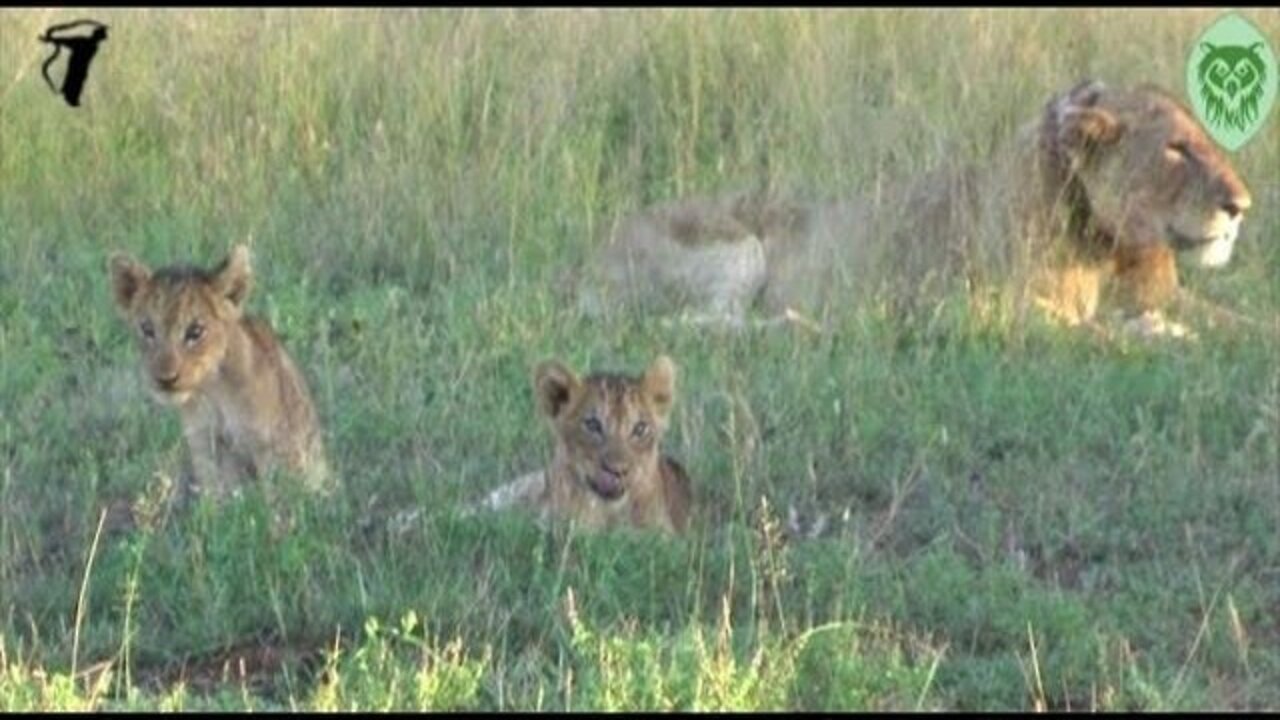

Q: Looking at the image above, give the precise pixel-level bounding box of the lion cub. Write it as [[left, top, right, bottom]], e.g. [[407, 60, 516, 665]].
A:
[[479, 355, 693, 535], [108, 244, 332, 502]]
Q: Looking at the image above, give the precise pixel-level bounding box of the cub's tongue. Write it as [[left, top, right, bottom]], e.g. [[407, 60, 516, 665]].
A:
[[590, 471, 624, 500]]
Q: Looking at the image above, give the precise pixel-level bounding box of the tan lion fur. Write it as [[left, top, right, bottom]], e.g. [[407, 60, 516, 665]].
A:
[[109, 244, 333, 502], [477, 355, 693, 535], [582, 80, 1254, 337]]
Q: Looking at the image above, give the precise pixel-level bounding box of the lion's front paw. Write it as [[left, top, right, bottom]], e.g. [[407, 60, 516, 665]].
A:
[[1121, 311, 1197, 341]]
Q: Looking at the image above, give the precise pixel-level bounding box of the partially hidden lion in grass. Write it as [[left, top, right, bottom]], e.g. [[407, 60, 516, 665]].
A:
[[582, 80, 1256, 338], [476, 355, 693, 535], [109, 244, 333, 503]]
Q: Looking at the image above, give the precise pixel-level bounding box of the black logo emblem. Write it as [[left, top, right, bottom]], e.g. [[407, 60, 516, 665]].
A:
[[40, 19, 109, 107]]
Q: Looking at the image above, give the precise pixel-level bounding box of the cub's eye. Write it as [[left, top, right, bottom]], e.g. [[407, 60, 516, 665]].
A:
[[583, 416, 604, 436], [631, 420, 650, 439], [184, 321, 205, 344], [139, 319, 155, 340]]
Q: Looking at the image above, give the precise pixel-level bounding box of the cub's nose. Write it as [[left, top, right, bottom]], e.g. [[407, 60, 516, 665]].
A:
[[155, 371, 179, 390], [601, 461, 629, 479]]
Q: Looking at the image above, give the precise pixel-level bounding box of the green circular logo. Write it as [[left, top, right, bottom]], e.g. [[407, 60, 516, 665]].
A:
[[1187, 13, 1279, 151]]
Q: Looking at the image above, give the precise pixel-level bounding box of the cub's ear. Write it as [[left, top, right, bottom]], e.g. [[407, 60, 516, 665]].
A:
[[643, 355, 677, 424], [214, 244, 254, 311], [108, 253, 150, 314], [534, 359, 581, 421]]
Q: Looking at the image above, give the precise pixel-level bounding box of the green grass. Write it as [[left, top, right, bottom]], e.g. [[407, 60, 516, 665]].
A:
[[1, 8, 1278, 711]]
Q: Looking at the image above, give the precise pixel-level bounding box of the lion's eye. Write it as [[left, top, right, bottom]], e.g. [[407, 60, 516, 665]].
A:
[[1165, 142, 1190, 161], [583, 416, 604, 436], [139, 319, 155, 340], [631, 421, 650, 439], [184, 321, 205, 344]]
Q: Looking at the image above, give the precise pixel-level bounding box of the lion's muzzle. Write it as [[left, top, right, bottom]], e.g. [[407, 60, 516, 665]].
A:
[[588, 462, 628, 501]]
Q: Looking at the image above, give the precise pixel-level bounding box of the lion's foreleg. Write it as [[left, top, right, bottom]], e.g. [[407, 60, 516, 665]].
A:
[[1111, 243, 1178, 316]]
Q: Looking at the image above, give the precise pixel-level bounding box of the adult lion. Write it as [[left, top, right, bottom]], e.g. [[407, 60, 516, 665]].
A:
[[581, 80, 1255, 336]]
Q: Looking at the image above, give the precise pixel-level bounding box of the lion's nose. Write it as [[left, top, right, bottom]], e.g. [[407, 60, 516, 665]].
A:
[[155, 371, 179, 389], [1222, 195, 1250, 219], [1216, 170, 1252, 219]]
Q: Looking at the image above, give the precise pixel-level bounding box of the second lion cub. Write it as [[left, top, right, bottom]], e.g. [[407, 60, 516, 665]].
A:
[[108, 244, 333, 502], [479, 355, 693, 535]]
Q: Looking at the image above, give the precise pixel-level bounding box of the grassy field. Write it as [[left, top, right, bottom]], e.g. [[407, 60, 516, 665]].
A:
[[1, 8, 1278, 711]]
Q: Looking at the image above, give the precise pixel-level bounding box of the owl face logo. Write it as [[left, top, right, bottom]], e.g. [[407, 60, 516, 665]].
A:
[[1197, 42, 1268, 132], [1186, 13, 1277, 151]]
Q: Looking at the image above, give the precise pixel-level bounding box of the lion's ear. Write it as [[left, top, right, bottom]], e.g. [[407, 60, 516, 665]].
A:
[[1067, 79, 1107, 106], [534, 360, 581, 421], [213, 244, 254, 312], [1059, 106, 1125, 153], [643, 355, 677, 424], [108, 253, 150, 314]]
